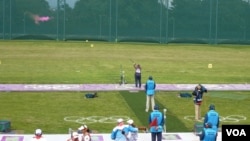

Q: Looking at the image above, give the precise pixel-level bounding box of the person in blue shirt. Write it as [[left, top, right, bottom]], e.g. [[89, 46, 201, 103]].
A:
[[125, 119, 139, 141], [203, 104, 220, 133], [199, 122, 217, 141], [111, 118, 128, 141], [145, 76, 156, 112], [149, 105, 164, 141], [192, 84, 207, 121]]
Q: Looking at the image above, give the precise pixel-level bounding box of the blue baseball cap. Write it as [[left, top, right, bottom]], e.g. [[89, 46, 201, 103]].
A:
[[154, 105, 159, 110], [209, 104, 215, 110]]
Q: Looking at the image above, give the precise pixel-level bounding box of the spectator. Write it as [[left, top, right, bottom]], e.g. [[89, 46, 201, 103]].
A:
[[82, 127, 91, 141], [30, 129, 47, 141], [199, 122, 217, 141], [78, 125, 89, 141], [192, 84, 207, 121], [126, 119, 139, 141], [133, 63, 142, 88], [67, 132, 79, 141], [145, 76, 156, 112], [149, 105, 164, 141], [111, 118, 128, 141]]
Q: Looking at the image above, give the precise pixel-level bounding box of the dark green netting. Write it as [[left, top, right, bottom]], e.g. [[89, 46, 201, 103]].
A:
[[0, 0, 250, 44]]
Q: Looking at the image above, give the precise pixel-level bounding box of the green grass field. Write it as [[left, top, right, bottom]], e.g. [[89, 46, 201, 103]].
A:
[[0, 41, 250, 134], [1, 41, 250, 84]]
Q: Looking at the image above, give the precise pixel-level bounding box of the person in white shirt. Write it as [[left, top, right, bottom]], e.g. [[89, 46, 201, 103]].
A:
[[77, 125, 91, 141], [30, 129, 47, 141], [67, 131, 79, 141], [82, 128, 91, 141]]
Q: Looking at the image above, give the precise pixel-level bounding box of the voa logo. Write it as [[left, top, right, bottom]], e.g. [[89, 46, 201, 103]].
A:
[[222, 125, 249, 140], [226, 128, 246, 136]]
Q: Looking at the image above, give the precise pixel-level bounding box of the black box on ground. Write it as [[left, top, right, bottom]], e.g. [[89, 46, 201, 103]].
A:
[[0, 120, 11, 132]]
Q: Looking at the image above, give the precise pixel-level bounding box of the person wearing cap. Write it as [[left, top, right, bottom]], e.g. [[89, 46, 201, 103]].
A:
[[78, 125, 91, 141], [67, 131, 79, 141], [111, 118, 128, 141], [203, 104, 220, 134], [82, 127, 91, 141], [145, 76, 156, 112], [199, 122, 217, 141], [133, 63, 142, 88], [149, 105, 164, 141], [192, 84, 208, 121], [77, 125, 85, 141], [125, 119, 139, 141], [78, 125, 88, 133], [30, 129, 47, 141]]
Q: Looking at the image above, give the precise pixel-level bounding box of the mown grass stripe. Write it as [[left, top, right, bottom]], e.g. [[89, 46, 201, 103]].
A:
[[120, 91, 190, 132]]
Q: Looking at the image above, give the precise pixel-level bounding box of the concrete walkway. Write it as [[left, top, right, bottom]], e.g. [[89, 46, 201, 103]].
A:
[[0, 84, 250, 91]]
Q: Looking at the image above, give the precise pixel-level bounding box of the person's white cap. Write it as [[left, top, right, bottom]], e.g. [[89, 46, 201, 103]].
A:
[[117, 118, 124, 123], [78, 125, 84, 130], [35, 129, 42, 135], [72, 132, 78, 139], [78, 125, 87, 130], [127, 119, 134, 124]]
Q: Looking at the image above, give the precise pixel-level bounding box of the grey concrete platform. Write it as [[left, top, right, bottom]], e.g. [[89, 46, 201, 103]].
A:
[[0, 84, 250, 91]]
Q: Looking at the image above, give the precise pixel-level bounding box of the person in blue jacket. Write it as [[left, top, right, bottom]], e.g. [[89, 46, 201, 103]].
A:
[[192, 84, 207, 121], [199, 122, 217, 141], [203, 104, 220, 133], [111, 118, 128, 141], [125, 119, 139, 141], [145, 76, 156, 112], [149, 105, 164, 141]]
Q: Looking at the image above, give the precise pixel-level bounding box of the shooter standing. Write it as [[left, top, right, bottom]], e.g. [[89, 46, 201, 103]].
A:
[[133, 63, 141, 88]]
